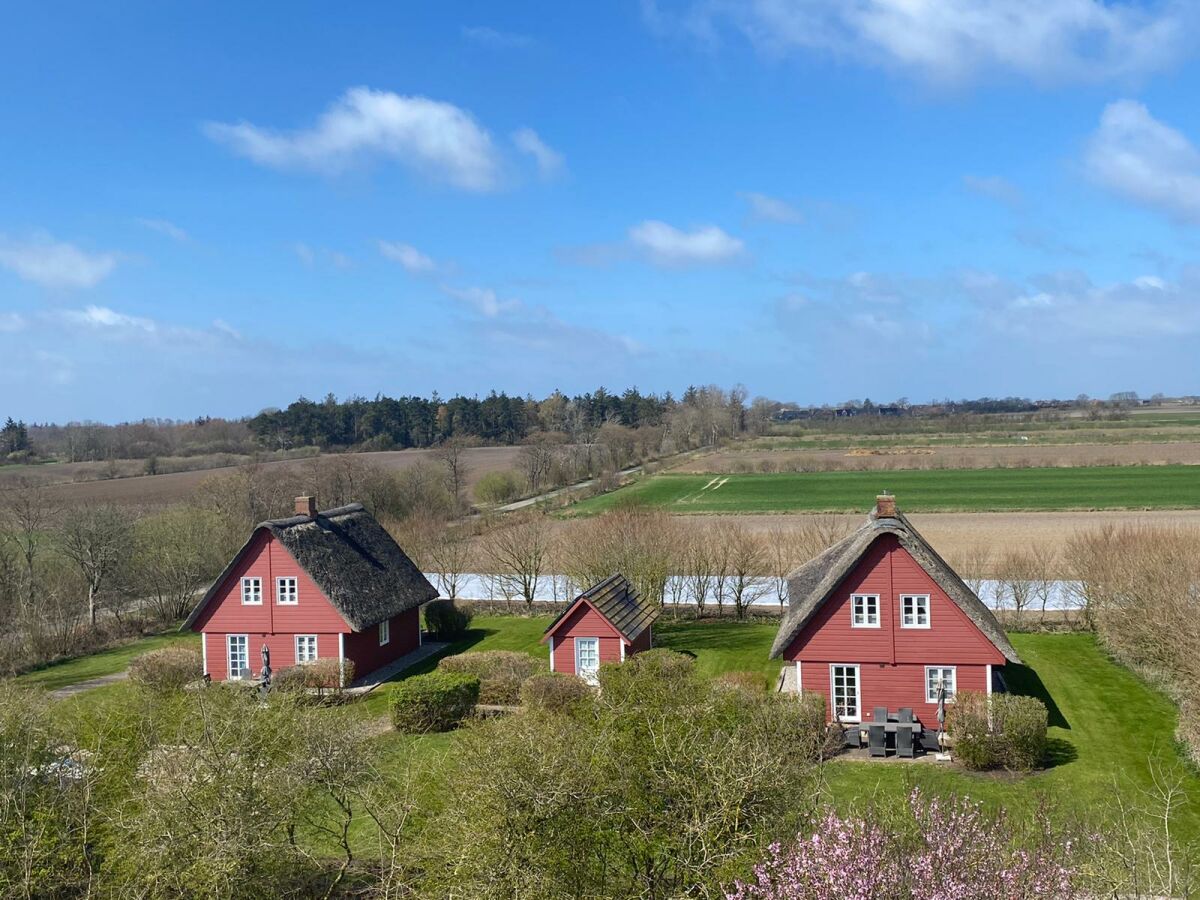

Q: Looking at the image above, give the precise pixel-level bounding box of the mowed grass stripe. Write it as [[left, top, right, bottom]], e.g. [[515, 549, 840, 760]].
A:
[[568, 465, 1200, 514]]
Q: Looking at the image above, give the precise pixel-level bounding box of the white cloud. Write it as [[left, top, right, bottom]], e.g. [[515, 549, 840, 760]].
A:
[[137, 218, 189, 241], [461, 25, 535, 49], [740, 191, 803, 223], [0, 234, 118, 288], [60, 305, 157, 333], [963, 175, 1024, 208], [0, 312, 26, 333], [1085, 100, 1200, 224], [379, 241, 437, 274], [647, 0, 1193, 84], [628, 220, 744, 266], [205, 87, 501, 190], [512, 127, 565, 178], [440, 285, 522, 318]]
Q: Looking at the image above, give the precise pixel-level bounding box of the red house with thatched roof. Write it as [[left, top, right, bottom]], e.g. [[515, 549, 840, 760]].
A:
[[542, 574, 657, 683], [771, 495, 1018, 746], [183, 497, 438, 684]]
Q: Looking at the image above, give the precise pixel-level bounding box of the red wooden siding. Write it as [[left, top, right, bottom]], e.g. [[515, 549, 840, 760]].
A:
[[549, 601, 624, 675], [203, 631, 341, 681], [784, 534, 1003, 721], [343, 607, 420, 678], [798, 661, 989, 723]]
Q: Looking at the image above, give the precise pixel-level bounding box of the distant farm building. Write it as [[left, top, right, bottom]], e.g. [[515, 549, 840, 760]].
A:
[[183, 497, 437, 684], [542, 574, 657, 683]]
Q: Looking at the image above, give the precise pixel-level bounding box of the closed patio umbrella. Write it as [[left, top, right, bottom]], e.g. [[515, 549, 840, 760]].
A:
[[259, 644, 272, 695], [936, 678, 947, 750]]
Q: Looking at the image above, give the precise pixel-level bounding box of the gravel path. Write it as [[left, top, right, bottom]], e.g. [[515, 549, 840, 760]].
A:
[[50, 671, 129, 699]]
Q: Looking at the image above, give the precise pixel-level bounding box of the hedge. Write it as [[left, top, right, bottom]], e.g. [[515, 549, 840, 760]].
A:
[[438, 651, 540, 705], [271, 659, 355, 701], [424, 598, 473, 641], [391, 672, 480, 733], [521, 672, 590, 713], [128, 645, 204, 693], [948, 691, 1048, 772]]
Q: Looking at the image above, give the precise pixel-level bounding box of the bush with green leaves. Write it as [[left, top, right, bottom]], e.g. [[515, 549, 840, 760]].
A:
[[438, 650, 539, 705], [424, 598, 473, 640], [948, 691, 1047, 771], [270, 658, 355, 700], [128, 644, 204, 693], [391, 671, 480, 733], [473, 469, 526, 505], [520, 672, 590, 712]]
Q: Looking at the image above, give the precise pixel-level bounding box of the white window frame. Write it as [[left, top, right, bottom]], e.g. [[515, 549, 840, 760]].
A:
[[900, 594, 931, 629], [850, 594, 880, 628], [240, 577, 262, 605], [925, 666, 957, 704], [275, 576, 298, 605], [830, 664, 861, 723], [227, 634, 249, 680], [575, 637, 600, 684], [378, 619, 390, 646], [295, 634, 318, 664]]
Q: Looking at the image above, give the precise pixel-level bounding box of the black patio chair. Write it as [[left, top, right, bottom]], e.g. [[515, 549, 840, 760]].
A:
[[872, 706, 888, 724], [868, 723, 887, 757], [896, 723, 914, 758]]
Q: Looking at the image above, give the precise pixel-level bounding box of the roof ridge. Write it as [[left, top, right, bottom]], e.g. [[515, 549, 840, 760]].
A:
[[259, 501, 366, 530]]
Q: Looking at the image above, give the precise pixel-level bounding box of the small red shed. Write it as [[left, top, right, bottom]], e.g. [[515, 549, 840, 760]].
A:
[[542, 574, 658, 683], [771, 495, 1019, 744], [182, 497, 438, 684]]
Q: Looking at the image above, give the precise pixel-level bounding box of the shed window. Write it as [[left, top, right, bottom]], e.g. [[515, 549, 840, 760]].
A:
[[379, 619, 390, 646], [901, 594, 930, 628], [240, 577, 262, 605], [295, 635, 318, 663], [276, 577, 298, 605], [925, 666, 956, 704], [851, 594, 880, 628]]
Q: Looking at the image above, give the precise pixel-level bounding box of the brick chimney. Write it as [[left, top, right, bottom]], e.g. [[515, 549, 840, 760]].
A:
[[295, 496, 317, 518], [875, 493, 897, 518]]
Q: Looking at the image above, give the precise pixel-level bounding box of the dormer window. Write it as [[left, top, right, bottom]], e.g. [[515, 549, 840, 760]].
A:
[[276, 577, 298, 605], [851, 594, 879, 628], [240, 577, 262, 605], [901, 594, 930, 628]]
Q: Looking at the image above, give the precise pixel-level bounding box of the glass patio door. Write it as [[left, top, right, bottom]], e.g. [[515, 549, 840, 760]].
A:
[[830, 664, 860, 722]]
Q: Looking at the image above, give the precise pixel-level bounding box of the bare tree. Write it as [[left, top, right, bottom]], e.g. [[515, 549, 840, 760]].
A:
[[58, 504, 135, 625], [433, 437, 472, 513], [726, 525, 768, 619], [134, 507, 226, 622], [710, 529, 732, 616], [683, 527, 715, 615], [1027, 541, 1059, 625], [0, 485, 58, 609], [998, 549, 1036, 621], [426, 521, 473, 600], [485, 514, 552, 611], [556, 507, 680, 608]]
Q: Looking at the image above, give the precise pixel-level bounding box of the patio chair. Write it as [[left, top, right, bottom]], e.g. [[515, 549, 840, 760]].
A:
[[898, 707, 913, 723], [896, 723, 914, 758], [868, 723, 887, 757], [872, 706, 888, 724]]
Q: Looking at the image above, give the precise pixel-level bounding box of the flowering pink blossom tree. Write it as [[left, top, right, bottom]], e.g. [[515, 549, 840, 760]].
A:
[[727, 789, 1077, 900]]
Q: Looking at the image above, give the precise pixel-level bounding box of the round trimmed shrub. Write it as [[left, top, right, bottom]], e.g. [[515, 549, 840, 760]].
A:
[[992, 693, 1048, 771], [128, 645, 204, 693], [521, 672, 590, 713], [424, 598, 473, 640], [438, 651, 540, 705], [391, 671, 480, 733]]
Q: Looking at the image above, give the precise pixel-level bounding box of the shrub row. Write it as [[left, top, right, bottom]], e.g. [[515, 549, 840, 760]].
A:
[[949, 691, 1048, 771], [437, 650, 540, 705], [391, 671, 481, 733], [128, 645, 204, 693]]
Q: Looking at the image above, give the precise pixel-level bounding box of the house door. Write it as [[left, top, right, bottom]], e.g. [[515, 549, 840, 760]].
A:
[[830, 664, 861, 723], [575, 637, 600, 684], [227, 634, 249, 680]]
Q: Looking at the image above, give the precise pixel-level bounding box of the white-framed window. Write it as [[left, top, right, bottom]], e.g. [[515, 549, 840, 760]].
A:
[[850, 594, 880, 628], [240, 577, 262, 605], [925, 666, 957, 704], [830, 664, 861, 722], [901, 594, 931, 628], [378, 619, 390, 646], [575, 637, 600, 684], [276, 577, 298, 605], [227, 634, 249, 680], [295, 634, 318, 663]]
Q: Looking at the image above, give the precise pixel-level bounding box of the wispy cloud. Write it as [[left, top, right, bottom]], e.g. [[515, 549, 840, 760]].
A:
[[1085, 99, 1200, 224], [0, 312, 26, 333], [628, 220, 744, 267], [645, 0, 1194, 85], [740, 191, 803, 223], [205, 87, 501, 190], [59, 305, 157, 333], [962, 175, 1024, 208], [379, 241, 437, 274], [440, 284, 522, 318], [512, 127, 565, 178], [0, 233, 118, 289], [461, 25, 535, 49], [294, 242, 353, 269], [136, 217, 189, 242]]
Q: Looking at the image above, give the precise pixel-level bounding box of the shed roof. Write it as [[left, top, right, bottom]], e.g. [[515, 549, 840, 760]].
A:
[[182, 502, 438, 633], [544, 573, 658, 644], [769, 500, 1019, 663]]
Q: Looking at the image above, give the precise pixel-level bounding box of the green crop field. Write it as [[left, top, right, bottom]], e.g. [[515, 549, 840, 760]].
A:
[[566, 465, 1200, 515]]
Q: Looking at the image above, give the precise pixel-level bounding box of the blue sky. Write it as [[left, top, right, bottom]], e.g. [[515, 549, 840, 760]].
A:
[[2, 1, 1200, 422]]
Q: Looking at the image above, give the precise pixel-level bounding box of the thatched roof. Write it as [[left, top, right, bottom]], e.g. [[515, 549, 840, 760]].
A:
[[183, 503, 437, 633], [544, 573, 658, 643], [769, 501, 1019, 663]]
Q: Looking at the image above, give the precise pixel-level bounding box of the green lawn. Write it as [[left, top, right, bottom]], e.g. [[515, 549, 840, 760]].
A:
[[15, 629, 198, 691], [567, 466, 1200, 515]]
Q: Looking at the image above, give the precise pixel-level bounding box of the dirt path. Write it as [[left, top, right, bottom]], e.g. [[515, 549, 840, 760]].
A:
[[49, 671, 129, 699]]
